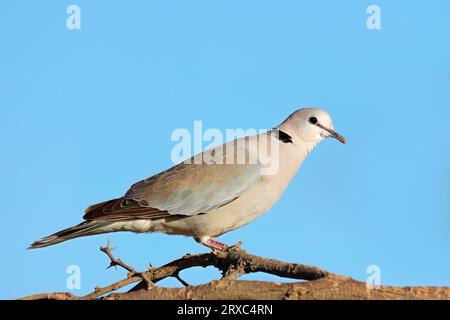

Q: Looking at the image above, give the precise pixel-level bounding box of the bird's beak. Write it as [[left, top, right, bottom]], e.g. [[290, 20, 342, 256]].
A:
[[317, 123, 346, 144], [328, 129, 346, 144]]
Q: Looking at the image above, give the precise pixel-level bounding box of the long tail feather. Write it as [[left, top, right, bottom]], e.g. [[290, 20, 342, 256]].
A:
[[29, 221, 108, 249]]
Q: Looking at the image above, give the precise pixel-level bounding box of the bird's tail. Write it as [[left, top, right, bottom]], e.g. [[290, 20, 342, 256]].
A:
[[28, 221, 109, 249]]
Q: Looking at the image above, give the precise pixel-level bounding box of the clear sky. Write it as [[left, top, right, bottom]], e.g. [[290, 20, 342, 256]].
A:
[[1, 1, 450, 299]]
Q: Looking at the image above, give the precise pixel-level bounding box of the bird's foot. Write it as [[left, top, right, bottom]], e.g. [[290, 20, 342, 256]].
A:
[[201, 238, 229, 251]]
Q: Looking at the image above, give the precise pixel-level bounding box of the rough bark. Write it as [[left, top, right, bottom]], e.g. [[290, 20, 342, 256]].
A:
[[20, 242, 450, 300]]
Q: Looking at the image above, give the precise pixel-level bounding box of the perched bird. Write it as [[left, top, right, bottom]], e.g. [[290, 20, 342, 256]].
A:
[[30, 108, 345, 251]]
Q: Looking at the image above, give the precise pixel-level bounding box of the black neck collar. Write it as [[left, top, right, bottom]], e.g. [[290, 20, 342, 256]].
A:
[[273, 128, 293, 144]]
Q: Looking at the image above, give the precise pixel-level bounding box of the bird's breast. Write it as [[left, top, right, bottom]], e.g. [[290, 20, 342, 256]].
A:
[[186, 141, 305, 237]]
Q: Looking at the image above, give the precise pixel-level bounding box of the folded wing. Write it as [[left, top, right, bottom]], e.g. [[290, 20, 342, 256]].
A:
[[84, 139, 262, 221]]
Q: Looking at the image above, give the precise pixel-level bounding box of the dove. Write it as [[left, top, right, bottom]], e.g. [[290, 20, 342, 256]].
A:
[[30, 108, 345, 251]]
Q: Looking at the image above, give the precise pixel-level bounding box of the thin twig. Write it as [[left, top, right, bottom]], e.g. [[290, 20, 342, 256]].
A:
[[173, 272, 190, 287], [100, 240, 135, 273], [97, 241, 154, 295]]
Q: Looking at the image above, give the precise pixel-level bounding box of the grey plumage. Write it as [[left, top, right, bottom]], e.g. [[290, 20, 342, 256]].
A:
[[29, 108, 345, 250]]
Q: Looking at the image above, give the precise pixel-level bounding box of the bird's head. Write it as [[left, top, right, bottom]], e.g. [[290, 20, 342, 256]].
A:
[[278, 108, 346, 145]]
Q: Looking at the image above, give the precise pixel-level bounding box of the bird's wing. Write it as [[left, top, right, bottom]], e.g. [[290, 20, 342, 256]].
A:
[[83, 138, 262, 221], [83, 197, 172, 221]]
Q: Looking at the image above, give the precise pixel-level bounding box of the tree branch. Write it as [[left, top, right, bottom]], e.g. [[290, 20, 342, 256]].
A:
[[20, 242, 450, 300]]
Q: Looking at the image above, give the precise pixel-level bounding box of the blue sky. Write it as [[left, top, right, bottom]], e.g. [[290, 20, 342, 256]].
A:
[[1, 1, 450, 299]]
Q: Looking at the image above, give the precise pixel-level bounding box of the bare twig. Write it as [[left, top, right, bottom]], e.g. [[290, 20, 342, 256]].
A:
[[97, 240, 154, 295], [173, 272, 190, 287], [100, 240, 135, 273]]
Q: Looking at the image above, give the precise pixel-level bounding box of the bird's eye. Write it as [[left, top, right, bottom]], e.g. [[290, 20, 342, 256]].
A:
[[309, 117, 318, 125]]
